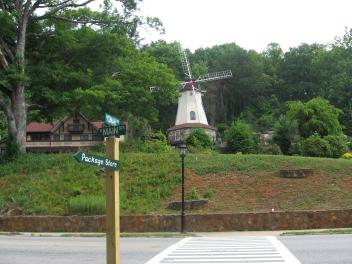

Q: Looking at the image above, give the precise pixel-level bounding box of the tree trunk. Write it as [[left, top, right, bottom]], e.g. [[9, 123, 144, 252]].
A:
[[11, 86, 27, 153], [10, 5, 30, 153]]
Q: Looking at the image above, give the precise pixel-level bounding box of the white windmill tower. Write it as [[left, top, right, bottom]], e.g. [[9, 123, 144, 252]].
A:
[[167, 44, 232, 145]]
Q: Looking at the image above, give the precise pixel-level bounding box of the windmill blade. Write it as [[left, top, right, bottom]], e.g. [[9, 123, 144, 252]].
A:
[[196, 70, 232, 83], [178, 44, 193, 80]]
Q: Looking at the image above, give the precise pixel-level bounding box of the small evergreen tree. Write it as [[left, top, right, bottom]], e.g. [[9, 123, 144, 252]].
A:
[[225, 120, 256, 153]]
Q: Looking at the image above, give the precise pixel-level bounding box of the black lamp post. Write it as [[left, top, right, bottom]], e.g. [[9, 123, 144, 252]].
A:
[[179, 144, 187, 233]]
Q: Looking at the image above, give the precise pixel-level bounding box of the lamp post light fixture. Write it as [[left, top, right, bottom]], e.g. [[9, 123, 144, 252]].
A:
[[179, 144, 187, 233]]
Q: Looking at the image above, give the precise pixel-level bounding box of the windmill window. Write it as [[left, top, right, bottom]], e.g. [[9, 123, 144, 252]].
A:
[[190, 111, 196, 120]]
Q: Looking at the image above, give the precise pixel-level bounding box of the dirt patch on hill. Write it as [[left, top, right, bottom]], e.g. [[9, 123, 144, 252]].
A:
[[161, 168, 352, 214]]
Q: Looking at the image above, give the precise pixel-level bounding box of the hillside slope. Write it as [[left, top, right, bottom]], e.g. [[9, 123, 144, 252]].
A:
[[1, 153, 352, 215]]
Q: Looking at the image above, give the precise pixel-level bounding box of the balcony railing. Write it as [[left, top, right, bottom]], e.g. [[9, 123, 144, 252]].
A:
[[67, 124, 84, 133]]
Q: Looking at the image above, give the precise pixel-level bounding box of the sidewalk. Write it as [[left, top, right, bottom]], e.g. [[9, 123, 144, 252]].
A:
[[1, 228, 351, 238]]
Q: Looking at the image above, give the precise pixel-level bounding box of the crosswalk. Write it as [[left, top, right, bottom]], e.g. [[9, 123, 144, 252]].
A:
[[145, 236, 301, 264]]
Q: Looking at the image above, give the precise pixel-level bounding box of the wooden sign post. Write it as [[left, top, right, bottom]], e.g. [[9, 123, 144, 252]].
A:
[[106, 136, 120, 264], [74, 113, 125, 264]]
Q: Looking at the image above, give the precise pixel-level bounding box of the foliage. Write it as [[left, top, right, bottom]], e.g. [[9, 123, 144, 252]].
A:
[[258, 144, 282, 155], [186, 187, 200, 200], [186, 129, 213, 149], [241, 95, 283, 132], [324, 135, 349, 158], [274, 97, 344, 155], [121, 131, 172, 153], [3, 153, 352, 215], [0, 112, 6, 140], [0, 153, 180, 215], [202, 187, 214, 199], [286, 97, 342, 138], [225, 120, 257, 154], [343, 153, 352, 159], [302, 133, 332, 158], [2, 135, 21, 162], [68, 195, 105, 215]]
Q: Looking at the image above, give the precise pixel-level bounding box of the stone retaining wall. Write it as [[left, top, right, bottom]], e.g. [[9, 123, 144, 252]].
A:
[[1, 209, 352, 232]]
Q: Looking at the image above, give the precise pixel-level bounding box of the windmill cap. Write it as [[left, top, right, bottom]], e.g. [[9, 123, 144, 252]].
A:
[[181, 81, 200, 91]]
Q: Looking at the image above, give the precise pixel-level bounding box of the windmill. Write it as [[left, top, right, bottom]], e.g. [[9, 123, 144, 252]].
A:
[[167, 44, 232, 145]]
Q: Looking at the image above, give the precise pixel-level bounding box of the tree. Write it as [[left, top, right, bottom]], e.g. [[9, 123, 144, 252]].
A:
[[0, 0, 141, 153], [287, 97, 342, 138], [186, 129, 213, 149], [225, 120, 256, 154]]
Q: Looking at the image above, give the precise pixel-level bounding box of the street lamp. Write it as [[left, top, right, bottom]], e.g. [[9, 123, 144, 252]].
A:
[[179, 144, 187, 233]]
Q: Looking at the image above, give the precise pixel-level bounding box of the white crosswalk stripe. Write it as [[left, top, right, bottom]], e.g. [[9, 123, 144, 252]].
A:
[[145, 236, 301, 264]]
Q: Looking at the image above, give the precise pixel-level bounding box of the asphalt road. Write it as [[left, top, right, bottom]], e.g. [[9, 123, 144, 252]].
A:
[[279, 234, 352, 264], [0, 234, 351, 264], [0, 236, 179, 264]]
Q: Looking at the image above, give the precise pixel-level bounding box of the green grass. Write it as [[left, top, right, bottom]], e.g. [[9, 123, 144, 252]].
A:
[[281, 229, 352, 236], [187, 153, 352, 175], [0, 152, 180, 215], [68, 195, 106, 215], [1, 152, 352, 215]]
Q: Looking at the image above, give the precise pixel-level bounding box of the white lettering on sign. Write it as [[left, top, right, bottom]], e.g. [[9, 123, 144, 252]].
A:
[[81, 153, 104, 166], [105, 159, 117, 168]]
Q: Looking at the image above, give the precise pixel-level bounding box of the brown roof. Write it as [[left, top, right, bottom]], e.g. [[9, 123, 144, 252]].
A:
[[167, 123, 216, 132], [26, 122, 54, 132], [182, 81, 199, 92]]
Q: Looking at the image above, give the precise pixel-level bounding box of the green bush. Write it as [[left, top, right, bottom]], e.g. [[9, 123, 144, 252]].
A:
[[203, 187, 214, 199], [302, 134, 331, 158], [258, 144, 282, 155], [186, 187, 200, 200], [186, 129, 213, 149], [225, 120, 256, 154], [120, 139, 172, 153], [343, 153, 352, 159], [324, 135, 348, 158], [273, 116, 299, 155], [68, 195, 106, 215]]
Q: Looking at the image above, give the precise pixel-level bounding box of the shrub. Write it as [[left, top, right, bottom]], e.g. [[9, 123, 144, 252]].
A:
[[186, 129, 213, 149], [68, 195, 106, 215], [140, 140, 172, 153], [273, 116, 299, 155], [225, 120, 256, 154], [343, 153, 352, 159], [324, 135, 348, 158], [302, 134, 331, 158], [258, 144, 282, 155], [120, 138, 172, 153], [288, 136, 304, 156], [186, 187, 200, 200], [203, 187, 214, 199]]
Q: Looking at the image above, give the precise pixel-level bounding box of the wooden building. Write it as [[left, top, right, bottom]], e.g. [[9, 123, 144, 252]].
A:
[[0, 112, 126, 153]]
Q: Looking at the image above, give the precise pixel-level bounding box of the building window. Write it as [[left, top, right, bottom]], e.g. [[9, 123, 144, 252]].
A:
[[80, 134, 89, 141], [190, 111, 196, 120], [64, 134, 72, 141], [53, 134, 60, 141]]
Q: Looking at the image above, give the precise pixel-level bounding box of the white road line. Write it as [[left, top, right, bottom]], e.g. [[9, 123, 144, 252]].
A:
[[145, 236, 301, 264]]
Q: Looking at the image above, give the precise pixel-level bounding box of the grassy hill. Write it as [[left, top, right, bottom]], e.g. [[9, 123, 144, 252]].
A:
[[1, 152, 352, 215]]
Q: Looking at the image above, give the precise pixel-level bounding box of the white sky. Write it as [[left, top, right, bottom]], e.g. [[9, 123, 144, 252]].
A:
[[138, 0, 352, 52]]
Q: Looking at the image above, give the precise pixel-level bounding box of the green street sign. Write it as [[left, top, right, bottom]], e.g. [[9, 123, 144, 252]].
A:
[[104, 113, 120, 126], [98, 125, 126, 137], [74, 151, 120, 171]]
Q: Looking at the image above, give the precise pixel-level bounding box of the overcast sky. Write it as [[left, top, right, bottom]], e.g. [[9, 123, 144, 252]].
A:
[[138, 0, 352, 52]]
